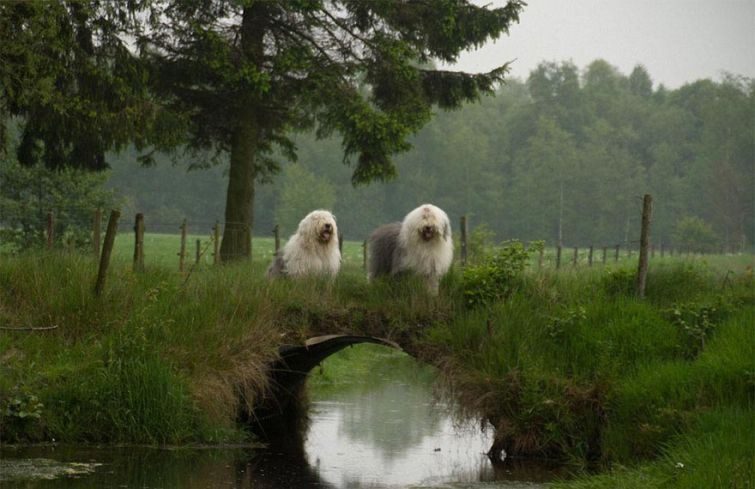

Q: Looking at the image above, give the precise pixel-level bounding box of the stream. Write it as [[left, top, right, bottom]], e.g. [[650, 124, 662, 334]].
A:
[[0, 345, 561, 488]]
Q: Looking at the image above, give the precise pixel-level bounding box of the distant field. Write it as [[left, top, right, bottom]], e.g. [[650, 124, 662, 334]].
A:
[[112, 232, 366, 271], [110, 232, 753, 276]]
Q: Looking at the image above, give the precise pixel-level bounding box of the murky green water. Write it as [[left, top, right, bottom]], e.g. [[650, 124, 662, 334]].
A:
[[1, 346, 560, 488]]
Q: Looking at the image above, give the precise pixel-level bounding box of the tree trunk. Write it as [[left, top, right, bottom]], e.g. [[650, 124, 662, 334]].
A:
[[220, 120, 258, 262], [218, 4, 266, 262]]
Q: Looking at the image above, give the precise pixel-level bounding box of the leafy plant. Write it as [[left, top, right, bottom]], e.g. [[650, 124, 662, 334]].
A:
[[462, 240, 541, 308], [666, 297, 733, 359], [601, 267, 635, 296], [545, 305, 587, 339], [1, 385, 45, 441]]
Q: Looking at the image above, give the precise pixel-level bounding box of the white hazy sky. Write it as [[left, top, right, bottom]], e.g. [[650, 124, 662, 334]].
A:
[[451, 0, 755, 88]]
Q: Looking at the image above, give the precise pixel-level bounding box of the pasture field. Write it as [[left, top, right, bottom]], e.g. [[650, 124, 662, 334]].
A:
[[0, 246, 752, 488], [111, 232, 366, 271], [110, 231, 749, 276]]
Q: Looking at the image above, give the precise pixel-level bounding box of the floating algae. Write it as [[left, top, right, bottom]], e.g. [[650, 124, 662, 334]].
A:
[[0, 458, 101, 482]]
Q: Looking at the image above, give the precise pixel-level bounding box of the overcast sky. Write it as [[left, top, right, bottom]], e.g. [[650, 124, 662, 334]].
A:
[[450, 0, 755, 89]]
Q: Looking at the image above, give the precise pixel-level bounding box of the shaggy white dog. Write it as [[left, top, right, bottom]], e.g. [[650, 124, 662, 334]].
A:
[[368, 204, 453, 294], [266, 210, 341, 278]]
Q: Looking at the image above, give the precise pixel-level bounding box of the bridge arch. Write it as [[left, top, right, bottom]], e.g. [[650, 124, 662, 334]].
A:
[[242, 335, 407, 448]]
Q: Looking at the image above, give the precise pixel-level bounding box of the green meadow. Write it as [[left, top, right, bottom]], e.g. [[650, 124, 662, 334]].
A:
[[110, 232, 366, 270]]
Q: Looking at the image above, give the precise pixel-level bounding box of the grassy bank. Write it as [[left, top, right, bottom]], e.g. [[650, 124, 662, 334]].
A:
[[0, 248, 445, 444], [0, 246, 752, 487], [422, 254, 753, 486]]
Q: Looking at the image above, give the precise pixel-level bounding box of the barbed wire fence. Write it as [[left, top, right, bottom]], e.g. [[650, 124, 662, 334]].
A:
[[0, 195, 740, 280]]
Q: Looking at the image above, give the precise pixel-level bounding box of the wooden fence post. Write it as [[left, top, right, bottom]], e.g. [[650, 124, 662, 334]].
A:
[[94, 210, 120, 296], [572, 247, 578, 266], [660, 242, 665, 258], [178, 219, 187, 272], [602, 247, 607, 264], [588, 245, 594, 267], [556, 245, 562, 269], [196, 239, 201, 265], [133, 213, 145, 272], [363, 240, 368, 271], [614, 244, 620, 262], [273, 224, 280, 255], [213, 221, 220, 265], [46, 210, 54, 249], [636, 194, 653, 298], [338, 232, 344, 255], [460, 215, 468, 266], [93, 208, 102, 258]]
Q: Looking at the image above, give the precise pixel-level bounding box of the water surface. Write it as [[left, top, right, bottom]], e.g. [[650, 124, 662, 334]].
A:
[[1, 345, 560, 488]]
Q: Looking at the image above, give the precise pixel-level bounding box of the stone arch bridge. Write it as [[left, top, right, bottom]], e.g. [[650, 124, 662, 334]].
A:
[[242, 334, 408, 448]]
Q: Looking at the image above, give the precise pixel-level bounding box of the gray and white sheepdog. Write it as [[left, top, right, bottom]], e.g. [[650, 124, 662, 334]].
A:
[[266, 210, 341, 278], [367, 204, 453, 294]]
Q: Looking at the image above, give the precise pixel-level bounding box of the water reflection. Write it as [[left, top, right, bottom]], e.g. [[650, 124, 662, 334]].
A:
[[1, 346, 560, 488], [0, 446, 330, 489], [302, 345, 556, 488]]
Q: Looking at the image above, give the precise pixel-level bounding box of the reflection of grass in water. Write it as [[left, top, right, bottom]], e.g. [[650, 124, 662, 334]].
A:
[[307, 343, 438, 400], [307, 344, 447, 460]]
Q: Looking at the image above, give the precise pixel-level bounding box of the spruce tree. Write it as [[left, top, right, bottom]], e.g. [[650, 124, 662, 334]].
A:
[[137, 0, 525, 260]]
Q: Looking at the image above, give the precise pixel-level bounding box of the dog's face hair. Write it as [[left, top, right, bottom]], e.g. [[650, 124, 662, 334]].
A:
[[300, 210, 337, 244], [417, 205, 446, 242]]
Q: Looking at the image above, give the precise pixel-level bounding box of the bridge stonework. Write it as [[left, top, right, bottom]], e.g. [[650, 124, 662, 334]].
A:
[[239, 334, 407, 450]]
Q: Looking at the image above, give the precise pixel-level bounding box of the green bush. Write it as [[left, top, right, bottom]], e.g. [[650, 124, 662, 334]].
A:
[[0, 161, 115, 252], [461, 240, 541, 308], [600, 267, 635, 296]]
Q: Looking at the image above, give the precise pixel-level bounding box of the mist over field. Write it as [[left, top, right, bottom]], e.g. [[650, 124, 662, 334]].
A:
[[107, 60, 753, 251]]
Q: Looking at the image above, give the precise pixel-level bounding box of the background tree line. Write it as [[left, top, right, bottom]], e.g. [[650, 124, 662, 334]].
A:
[[100, 60, 753, 251]]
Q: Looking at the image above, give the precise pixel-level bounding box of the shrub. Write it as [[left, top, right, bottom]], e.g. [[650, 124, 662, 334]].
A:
[[600, 267, 635, 296], [461, 240, 541, 308], [0, 161, 116, 252]]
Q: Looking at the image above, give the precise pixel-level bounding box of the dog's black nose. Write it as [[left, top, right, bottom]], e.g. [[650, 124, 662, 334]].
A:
[[324, 223, 332, 230]]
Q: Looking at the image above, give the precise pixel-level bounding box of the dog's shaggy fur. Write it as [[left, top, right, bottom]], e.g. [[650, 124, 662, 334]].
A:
[[266, 210, 341, 278], [368, 204, 453, 294]]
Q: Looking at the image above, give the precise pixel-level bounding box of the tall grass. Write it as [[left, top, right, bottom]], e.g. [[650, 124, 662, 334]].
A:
[[552, 407, 754, 489], [0, 249, 450, 443], [0, 243, 751, 489], [423, 259, 753, 471], [0, 254, 285, 443]]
